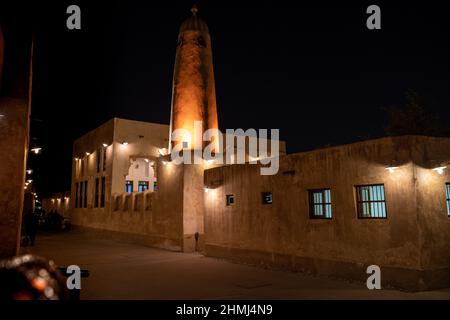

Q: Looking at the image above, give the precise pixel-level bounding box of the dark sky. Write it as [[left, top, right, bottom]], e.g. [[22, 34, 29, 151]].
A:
[[3, 0, 449, 195]]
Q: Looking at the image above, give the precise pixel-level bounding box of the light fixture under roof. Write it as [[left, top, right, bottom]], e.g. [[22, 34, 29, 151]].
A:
[[102, 143, 108, 147], [31, 147, 42, 154], [385, 166, 399, 173], [122, 141, 129, 146], [86, 152, 91, 156], [432, 166, 447, 175]]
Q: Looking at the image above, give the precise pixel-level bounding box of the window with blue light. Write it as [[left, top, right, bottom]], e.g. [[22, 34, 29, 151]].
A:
[[138, 181, 149, 192], [446, 183, 450, 217], [356, 184, 387, 219], [125, 180, 133, 193], [309, 189, 332, 219]]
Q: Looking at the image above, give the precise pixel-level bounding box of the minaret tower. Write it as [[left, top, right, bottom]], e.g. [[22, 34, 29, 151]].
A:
[[169, 5, 219, 151]]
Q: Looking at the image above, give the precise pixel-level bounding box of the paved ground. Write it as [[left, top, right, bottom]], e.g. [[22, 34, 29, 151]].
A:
[[20, 230, 450, 300]]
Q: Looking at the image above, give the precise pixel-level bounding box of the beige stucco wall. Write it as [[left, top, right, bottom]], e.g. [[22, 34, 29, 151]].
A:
[[409, 137, 450, 271], [204, 136, 450, 290], [69, 118, 191, 250]]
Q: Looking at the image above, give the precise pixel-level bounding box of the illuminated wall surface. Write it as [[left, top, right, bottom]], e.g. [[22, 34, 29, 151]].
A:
[[204, 135, 450, 291]]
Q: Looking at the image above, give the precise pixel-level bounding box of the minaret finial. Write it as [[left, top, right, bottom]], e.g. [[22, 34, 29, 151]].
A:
[[191, 4, 198, 16]]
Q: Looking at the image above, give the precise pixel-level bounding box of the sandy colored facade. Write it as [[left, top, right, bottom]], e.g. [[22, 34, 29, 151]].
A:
[[69, 117, 285, 252], [204, 135, 450, 290]]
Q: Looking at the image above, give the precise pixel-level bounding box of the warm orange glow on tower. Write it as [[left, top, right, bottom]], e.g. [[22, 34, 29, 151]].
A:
[[169, 5, 219, 151]]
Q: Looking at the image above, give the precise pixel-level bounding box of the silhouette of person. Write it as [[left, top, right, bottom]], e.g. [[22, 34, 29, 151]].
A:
[[24, 210, 38, 246]]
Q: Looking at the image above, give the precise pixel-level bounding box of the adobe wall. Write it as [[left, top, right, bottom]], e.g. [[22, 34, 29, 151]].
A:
[[71, 159, 189, 252], [204, 136, 450, 290], [409, 136, 450, 288]]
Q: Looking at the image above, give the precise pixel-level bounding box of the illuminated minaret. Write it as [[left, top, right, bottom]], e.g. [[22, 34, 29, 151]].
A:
[[169, 5, 219, 151]]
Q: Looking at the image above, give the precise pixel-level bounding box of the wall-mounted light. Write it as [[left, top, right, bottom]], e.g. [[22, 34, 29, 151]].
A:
[[159, 148, 168, 156], [122, 141, 129, 146], [102, 143, 108, 147], [204, 187, 209, 193], [144, 158, 149, 163], [27, 180, 32, 184], [74, 157, 79, 161], [24, 186, 27, 190], [26, 169, 32, 175], [64, 197, 69, 200], [432, 166, 447, 175], [86, 152, 91, 156], [385, 166, 399, 173], [31, 147, 42, 154], [25, 182, 29, 186]]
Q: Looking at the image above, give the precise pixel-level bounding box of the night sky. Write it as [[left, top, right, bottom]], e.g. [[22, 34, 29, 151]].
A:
[[2, 1, 449, 195]]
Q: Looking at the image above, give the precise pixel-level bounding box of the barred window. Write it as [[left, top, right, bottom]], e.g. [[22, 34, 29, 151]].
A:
[[309, 189, 332, 219], [101, 177, 106, 208], [356, 184, 387, 218], [94, 178, 99, 208], [446, 183, 450, 217]]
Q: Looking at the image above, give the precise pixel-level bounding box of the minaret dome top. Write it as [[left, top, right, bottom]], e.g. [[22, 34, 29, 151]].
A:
[[179, 5, 209, 33]]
